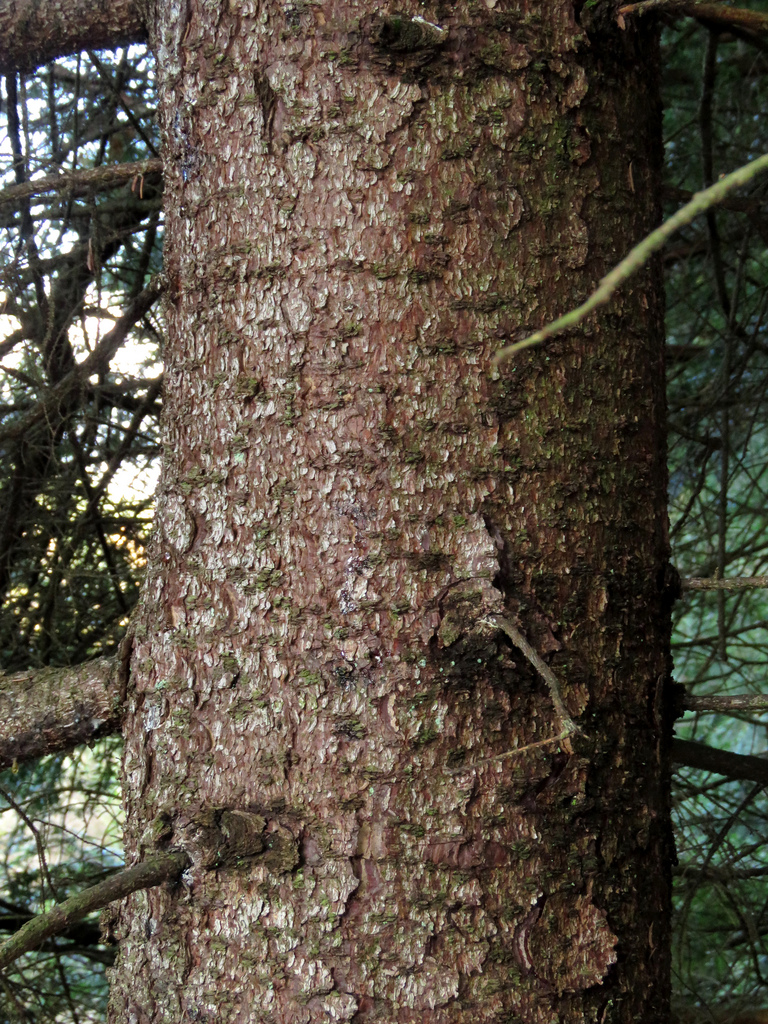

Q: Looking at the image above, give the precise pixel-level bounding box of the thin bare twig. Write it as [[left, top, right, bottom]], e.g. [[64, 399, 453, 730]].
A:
[[494, 151, 768, 361], [0, 784, 58, 903], [480, 616, 581, 736], [446, 732, 572, 774]]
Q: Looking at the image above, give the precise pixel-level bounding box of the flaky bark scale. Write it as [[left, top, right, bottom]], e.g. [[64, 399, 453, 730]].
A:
[[109, 3, 672, 1023]]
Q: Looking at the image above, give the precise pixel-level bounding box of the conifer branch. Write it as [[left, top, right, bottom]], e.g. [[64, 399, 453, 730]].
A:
[[0, 159, 162, 210], [0, 851, 189, 972], [0, 658, 121, 771], [681, 576, 768, 591], [684, 694, 768, 713], [0, 0, 145, 74], [619, 2, 768, 35]]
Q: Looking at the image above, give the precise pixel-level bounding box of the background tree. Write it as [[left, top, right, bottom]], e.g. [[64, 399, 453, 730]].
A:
[[0, 41, 162, 1020], [660, 4, 768, 1016], [0, 45, 161, 672]]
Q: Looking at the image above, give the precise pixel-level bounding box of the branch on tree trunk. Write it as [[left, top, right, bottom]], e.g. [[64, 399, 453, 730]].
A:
[[684, 694, 768, 712], [0, 895, 103, 948], [494, 150, 768, 360], [619, 2, 768, 35], [0, 851, 189, 972], [368, 14, 448, 51], [0, 159, 163, 210], [0, 0, 146, 75], [672, 737, 768, 786], [681, 576, 768, 591], [483, 615, 581, 737], [0, 656, 122, 771]]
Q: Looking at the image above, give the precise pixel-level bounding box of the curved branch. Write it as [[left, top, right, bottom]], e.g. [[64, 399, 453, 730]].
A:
[[494, 151, 768, 360], [0, 851, 189, 972]]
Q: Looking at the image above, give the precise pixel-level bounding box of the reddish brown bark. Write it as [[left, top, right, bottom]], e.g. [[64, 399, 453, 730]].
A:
[[108, 3, 673, 1023]]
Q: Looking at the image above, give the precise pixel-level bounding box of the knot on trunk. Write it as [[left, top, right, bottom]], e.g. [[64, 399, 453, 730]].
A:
[[369, 14, 447, 51], [170, 807, 300, 872]]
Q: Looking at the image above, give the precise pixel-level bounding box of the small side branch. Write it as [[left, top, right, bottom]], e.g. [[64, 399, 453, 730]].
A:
[[482, 616, 581, 737], [494, 151, 768, 360], [0, 159, 163, 210], [0, 657, 122, 771], [619, 2, 768, 35], [672, 738, 768, 786], [0, 851, 189, 972], [681, 576, 768, 592], [684, 694, 768, 713]]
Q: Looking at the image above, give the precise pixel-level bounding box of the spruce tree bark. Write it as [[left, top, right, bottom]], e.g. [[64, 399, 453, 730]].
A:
[[2, 2, 675, 1022]]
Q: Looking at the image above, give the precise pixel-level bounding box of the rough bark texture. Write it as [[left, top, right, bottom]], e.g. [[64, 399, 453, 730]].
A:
[[109, 3, 673, 1023], [0, 0, 144, 74], [0, 656, 120, 769]]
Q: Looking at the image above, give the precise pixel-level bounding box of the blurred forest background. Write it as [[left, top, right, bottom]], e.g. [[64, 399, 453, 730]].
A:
[[3, 4, 768, 1020]]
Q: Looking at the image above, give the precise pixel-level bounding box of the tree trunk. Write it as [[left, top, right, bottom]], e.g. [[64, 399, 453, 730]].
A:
[[109, 3, 673, 1022]]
